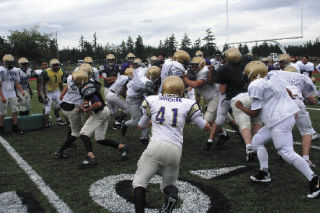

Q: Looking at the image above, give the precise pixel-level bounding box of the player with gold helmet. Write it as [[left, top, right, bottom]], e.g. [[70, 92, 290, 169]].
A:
[[132, 75, 210, 212], [0, 54, 25, 134], [41, 58, 66, 127], [235, 61, 320, 199], [17, 57, 33, 116], [101, 53, 121, 100], [120, 52, 135, 75], [82, 56, 100, 82]]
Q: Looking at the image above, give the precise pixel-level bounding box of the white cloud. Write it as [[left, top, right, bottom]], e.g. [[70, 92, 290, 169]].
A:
[[0, 0, 318, 51]]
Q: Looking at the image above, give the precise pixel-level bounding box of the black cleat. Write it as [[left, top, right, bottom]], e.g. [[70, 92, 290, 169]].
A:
[[308, 176, 320, 199], [119, 145, 129, 161], [216, 133, 229, 147], [250, 170, 271, 183], [78, 157, 97, 169], [57, 120, 67, 126], [112, 121, 121, 130], [121, 122, 128, 137], [13, 128, 24, 135], [204, 142, 213, 153], [54, 152, 68, 159], [140, 138, 149, 145]]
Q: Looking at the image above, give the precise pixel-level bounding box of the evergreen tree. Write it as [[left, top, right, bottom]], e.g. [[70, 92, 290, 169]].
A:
[[126, 36, 134, 53], [135, 35, 144, 59], [202, 28, 216, 57], [180, 33, 192, 51]]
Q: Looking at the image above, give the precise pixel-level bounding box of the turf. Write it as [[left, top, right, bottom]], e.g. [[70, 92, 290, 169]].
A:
[[0, 80, 320, 213]]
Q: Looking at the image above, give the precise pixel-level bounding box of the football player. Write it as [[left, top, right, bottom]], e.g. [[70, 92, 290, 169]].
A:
[[121, 66, 161, 144], [17, 57, 33, 116], [105, 68, 133, 129], [236, 61, 320, 199], [100, 54, 121, 99], [182, 57, 219, 124], [76, 64, 129, 168], [132, 76, 210, 213], [82, 56, 100, 82], [0, 54, 25, 134], [297, 56, 314, 77], [278, 54, 300, 73], [121, 53, 135, 75], [54, 66, 88, 158], [205, 48, 247, 151], [41, 59, 66, 127]]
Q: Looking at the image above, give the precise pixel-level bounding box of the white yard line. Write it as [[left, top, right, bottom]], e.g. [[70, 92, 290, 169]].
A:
[[306, 107, 320, 111], [0, 137, 73, 213]]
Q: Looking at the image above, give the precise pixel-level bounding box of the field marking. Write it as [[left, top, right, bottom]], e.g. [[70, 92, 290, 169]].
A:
[[190, 165, 246, 179], [0, 137, 73, 213], [0, 191, 27, 213], [306, 107, 320, 111]]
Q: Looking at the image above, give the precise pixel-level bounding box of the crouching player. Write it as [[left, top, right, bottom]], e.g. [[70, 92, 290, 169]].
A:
[[235, 61, 320, 199], [132, 76, 211, 212], [77, 65, 129, 168]]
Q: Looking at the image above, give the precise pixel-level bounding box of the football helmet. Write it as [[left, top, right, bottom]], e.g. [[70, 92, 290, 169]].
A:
[[151, 56, 157, 61], [3, 54, 14, 63], [80, 82, 97, 99], [260, 57, 269, 62], [124, 67, 134, 78], [72, 70, 89, 87], [224, 47, 241, 64], [195, 50, 204, 57], [84, 56, 93, 64], [18, 57, 29, 69], [133, 58, 142, 67], [278, 54, 291, 66], [78, 63, 93, 79], [283, 65, 298, 73], [146, 66, 161, 82], [191, 57, 206, 71], [50, 58, 60, 67], [173, 50, 191, 65], [243, 61, 268, 82], [106, 54, 115, 66], [162, 76, 185, 97], [126, 53, 135, 63]]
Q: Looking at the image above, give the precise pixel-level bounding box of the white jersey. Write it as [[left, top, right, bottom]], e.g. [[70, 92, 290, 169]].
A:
[[289, 62, 300, 73], [62, 75, 82, 105], [142, 94, 205, 148], [248, 72, 299, 128], [316, 64, 320, 72], [109, 75, 129, 95], [127, 67, 150, 97], [196, 66, 219, 100], [0, 66, 20, 98], [269, 70, 318, 100], [18, 68, 32, 91], [296, 61, 314, 76], [210, 58, 222, 70], [161, 60, 185, 82]]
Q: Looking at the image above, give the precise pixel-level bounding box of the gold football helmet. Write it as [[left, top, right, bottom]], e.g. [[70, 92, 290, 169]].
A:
[[78, 63, 93, 79], [243, 61, 268, 82], [162, 76, 185, 97], [84, 56, 93, 64], [124, 67, 134, 78], [106, 54, 115, 60], [173, 50, 191, 65], [283, 65, 298, 73], [72, 70, 89, 87], [18, 57, 29, 65], [278, 54, 291, 66], [224, 47, 241, 64], [260, 57, 269, 62], [133, 58, 142, 65], [195, 50, 204, 57], [146, 66, 161, 81], [151, 56, 158, 61], [50, 58, 60, 67], [191, 57, 206, 71], [2, 54, 14, 63], [126, 53, 135, 62]]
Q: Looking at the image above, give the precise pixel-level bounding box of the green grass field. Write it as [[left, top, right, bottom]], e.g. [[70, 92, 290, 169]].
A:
[[1, 80, 320, 213]]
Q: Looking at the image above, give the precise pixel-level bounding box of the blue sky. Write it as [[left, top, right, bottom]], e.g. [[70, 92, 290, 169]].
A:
[[0, 0, 319, 50]]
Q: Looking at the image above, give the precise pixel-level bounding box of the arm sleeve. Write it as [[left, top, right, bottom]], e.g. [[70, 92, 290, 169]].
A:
[[190, 110, 207, 129], [138, 99, 151, 128], [251, 98, 263, 110]]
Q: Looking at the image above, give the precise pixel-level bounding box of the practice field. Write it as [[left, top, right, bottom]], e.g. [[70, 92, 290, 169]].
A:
[[1, 81, 320, 213]]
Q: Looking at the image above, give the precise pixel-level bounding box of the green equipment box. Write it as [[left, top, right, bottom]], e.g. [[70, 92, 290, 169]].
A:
[[4, 113, 44, 133]]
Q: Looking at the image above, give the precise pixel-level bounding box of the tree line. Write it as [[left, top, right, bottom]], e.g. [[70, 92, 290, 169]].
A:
[[1, 26, 320, 66]]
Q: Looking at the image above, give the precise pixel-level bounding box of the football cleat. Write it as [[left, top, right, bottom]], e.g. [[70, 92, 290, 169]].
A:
[[54, 151, 68, 159], [159, 196, 177, 213], [78, 157, 97, 169], [246, 146, 255, 162], [56, 120, 67, 126], [203, 142, 213, 153], [312, 132, 320, 141], [45, 121, 51, 128], [121, 121, 128, 137], [305, 160, 316, 169], [13, 128, 24, 135], [216, 133, 229, 147], [250, 170, 271, 183], [308, 176, 320, 199], [119, 145, 129, 161], [112, 121, 121, 130], [140, 138, 149, 145]]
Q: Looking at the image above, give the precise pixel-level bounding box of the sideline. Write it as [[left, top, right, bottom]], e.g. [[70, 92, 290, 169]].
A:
[[0, 137, 73, 213]]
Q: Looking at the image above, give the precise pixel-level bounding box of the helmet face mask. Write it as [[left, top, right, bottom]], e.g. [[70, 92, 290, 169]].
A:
[[106, 54, 116, 66], [190, 57, 206, 72], [126, 53, 135, 63], [50, 59, 61, 71], [3, 54, 14, 69]]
